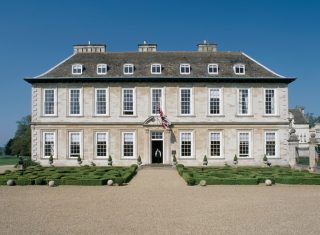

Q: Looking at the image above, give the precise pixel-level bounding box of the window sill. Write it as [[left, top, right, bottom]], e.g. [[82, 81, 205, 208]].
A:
[[41, 115, 58, 118], [67, 115, 84, 117], [94, 157, 108, 160], [262, 115, 280, 117], [119, 115, 138, 118], [120, 157, 136, 160], [177, 115, 196, 117], [207, 115, 225, 117], [266, 157, 280, 159], [235, 115, 254, 117], [238, 157, 254, 160], [93, 115, 110, 118], [178, 157, 196, 160], [208, 157, 225, 160]]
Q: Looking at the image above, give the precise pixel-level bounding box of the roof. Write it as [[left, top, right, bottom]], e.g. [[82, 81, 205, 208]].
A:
[[32, 51, 291, 79], [289, 109, 309, 125]]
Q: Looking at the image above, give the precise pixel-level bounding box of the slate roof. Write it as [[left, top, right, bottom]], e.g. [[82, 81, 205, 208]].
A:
[[289, 109, 309, 125], [34, 51, 286, 79]]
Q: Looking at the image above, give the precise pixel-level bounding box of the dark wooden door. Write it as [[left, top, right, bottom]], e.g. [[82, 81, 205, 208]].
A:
[[152, 140, 163, 163]]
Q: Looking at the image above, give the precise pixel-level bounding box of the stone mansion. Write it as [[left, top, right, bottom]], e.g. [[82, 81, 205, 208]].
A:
[[25, 41, 295, 166]]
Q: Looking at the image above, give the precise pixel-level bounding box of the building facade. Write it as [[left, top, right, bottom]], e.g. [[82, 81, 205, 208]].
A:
[[25, 42, 295, 166]]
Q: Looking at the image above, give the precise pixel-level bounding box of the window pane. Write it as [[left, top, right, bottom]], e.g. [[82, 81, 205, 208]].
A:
[[70, 89, 81, 115], [96, 133, 107, 157], [210, 132, 221, 157], [181, 132, 192, 157], [209, 88, 220, 114], [44, 133, 54, 157], [123, 89, 134, 115], [181, 89, 191, 114], [239, 132, 249, 157], [123, 133, 134, 157], [44, 89, 55, 115], [266, 132, 276, 156], [96, 89, 107, 115], [265, 89, 275, 114], [70, 133, 81, 157], [239, 89, 249, 114], [151, 89, 162, 115]]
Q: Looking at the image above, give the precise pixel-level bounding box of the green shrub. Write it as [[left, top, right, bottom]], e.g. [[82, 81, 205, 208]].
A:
[[16, 178, 34, 185], [35, 178, 47, 185], [62, 179, 106, 186], [275, 177, 320, 185], [186, 177, 196, 186]]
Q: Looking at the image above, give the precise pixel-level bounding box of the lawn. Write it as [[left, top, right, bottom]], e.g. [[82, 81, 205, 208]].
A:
[[0, 164, 138, 186], [0, 155, 19, 166], [176, 164, 320, 185]]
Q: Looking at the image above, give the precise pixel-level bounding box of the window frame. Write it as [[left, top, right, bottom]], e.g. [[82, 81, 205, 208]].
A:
[[179, 88, 193, 116], [121, 131, 136, 159], [121, 88, 136, 116], [238, 131, 251, 158], [96, 64, 107, 75], [264, 131, 278, 158], [123, 63, 134, 75], [233, 64, 245, 75], [207, 63, 219, 75], [68, 88, 83, 116], [95, 131, 109, 159], [179, 131, 194, 159], [151, 63, 162, 74], [95, 88, 109, 116], [72, 64, 83, 75], [208, 88, 223, 116], [150, 88, 165, 116], [180, 64, 191, 75], [42, 131, 56, 159], [68, 131, 82, 159], [264, 88, 277, 115], [208, 131, 223, 158], [43, 88, 57, 116], [237, 88, 251, 116]]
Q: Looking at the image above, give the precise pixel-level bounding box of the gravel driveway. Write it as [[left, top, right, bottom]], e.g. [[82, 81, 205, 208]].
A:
[[0, 167, 320, 235]]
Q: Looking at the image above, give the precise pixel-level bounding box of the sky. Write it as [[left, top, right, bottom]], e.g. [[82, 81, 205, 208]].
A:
[[0, 0, 319, 146]]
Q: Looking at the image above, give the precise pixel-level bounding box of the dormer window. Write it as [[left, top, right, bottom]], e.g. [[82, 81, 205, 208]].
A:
[[72, 64, 82, 75], [208, 64, 218, 74], [180, 64, 190, 75], [151, 64, 161, 74], [123, 64, 134, 75], [97, 64, 107, 75], [234, 64, 245, 75]]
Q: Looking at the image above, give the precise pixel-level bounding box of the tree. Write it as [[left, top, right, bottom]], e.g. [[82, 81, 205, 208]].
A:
[[10, 115, 31, 156], [4, 138, 14, 155]]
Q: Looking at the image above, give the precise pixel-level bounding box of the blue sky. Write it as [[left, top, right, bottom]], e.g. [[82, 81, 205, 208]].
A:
[[0, 0, 319, 146]]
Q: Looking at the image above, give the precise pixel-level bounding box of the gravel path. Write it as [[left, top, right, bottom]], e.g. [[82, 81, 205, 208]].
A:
[[0, 167, 320, 235]]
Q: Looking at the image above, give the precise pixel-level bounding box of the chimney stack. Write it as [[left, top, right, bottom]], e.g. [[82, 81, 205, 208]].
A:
[[138, 41, 157, 52], [73, 43, 106, 53], [197, 40, 217, 52]]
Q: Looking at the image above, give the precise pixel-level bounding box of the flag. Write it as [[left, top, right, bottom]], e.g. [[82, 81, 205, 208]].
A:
[[158, 106, 171, 130]]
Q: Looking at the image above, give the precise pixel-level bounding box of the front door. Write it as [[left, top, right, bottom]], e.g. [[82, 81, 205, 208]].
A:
[[151, 132, 163, 164]]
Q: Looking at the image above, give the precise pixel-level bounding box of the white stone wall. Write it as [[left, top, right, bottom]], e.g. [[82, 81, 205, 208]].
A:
[[31, 82, 290, 166]]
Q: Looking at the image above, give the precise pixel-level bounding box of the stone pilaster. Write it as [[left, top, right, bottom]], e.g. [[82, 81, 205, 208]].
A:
[[288, 133, 299, 168], [165, 129, 172, 164], [309, 133, 318, 172]]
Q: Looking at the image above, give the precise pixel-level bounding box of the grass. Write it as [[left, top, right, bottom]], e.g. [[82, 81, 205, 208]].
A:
[[0, 155, 19, 166], [0, 164, 138, 186], [176, 164, 320, 185]]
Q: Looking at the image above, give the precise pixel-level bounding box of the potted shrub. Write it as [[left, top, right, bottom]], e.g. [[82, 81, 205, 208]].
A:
[[263, 154, 268, 164], [77, 155, 82, 165], [203, 155, 208, 166], [108, 155, 113, 166], [233, 154, 238, 165], [172, 154, 177, 165], [48, 154, 54, 166], [137, 155, 142, 166]]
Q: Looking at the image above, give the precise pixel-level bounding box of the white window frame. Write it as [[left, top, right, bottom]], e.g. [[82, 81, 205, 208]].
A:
[[238, 131, 251, 158], [68, 131, 82, 159], [233, 64, 245, 75], [43, 88, 57, 116], [208, 88, 223, 115], [72, 64, 83, 75], [180, 64, 191, 75], [150, 88, 165, 116], [264, 88, 277, 115], [151, 63, 162, 74], [179, 88, 194, 116], [209, 131, 223, 158], [68, 88, 83, 116], [123, 63, 134, 75], [121, 88, 136, 116], [237, 88, 251, 115], [95, 88, 109, 116], [42, 132, 56, 159], [96, 64, 107, 75], [208, 63, 219, 75], [264, 131, 278, 158], [95, 132, 109, 159], [121, 131, 136, 159], [179, 131, 194, 159]]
